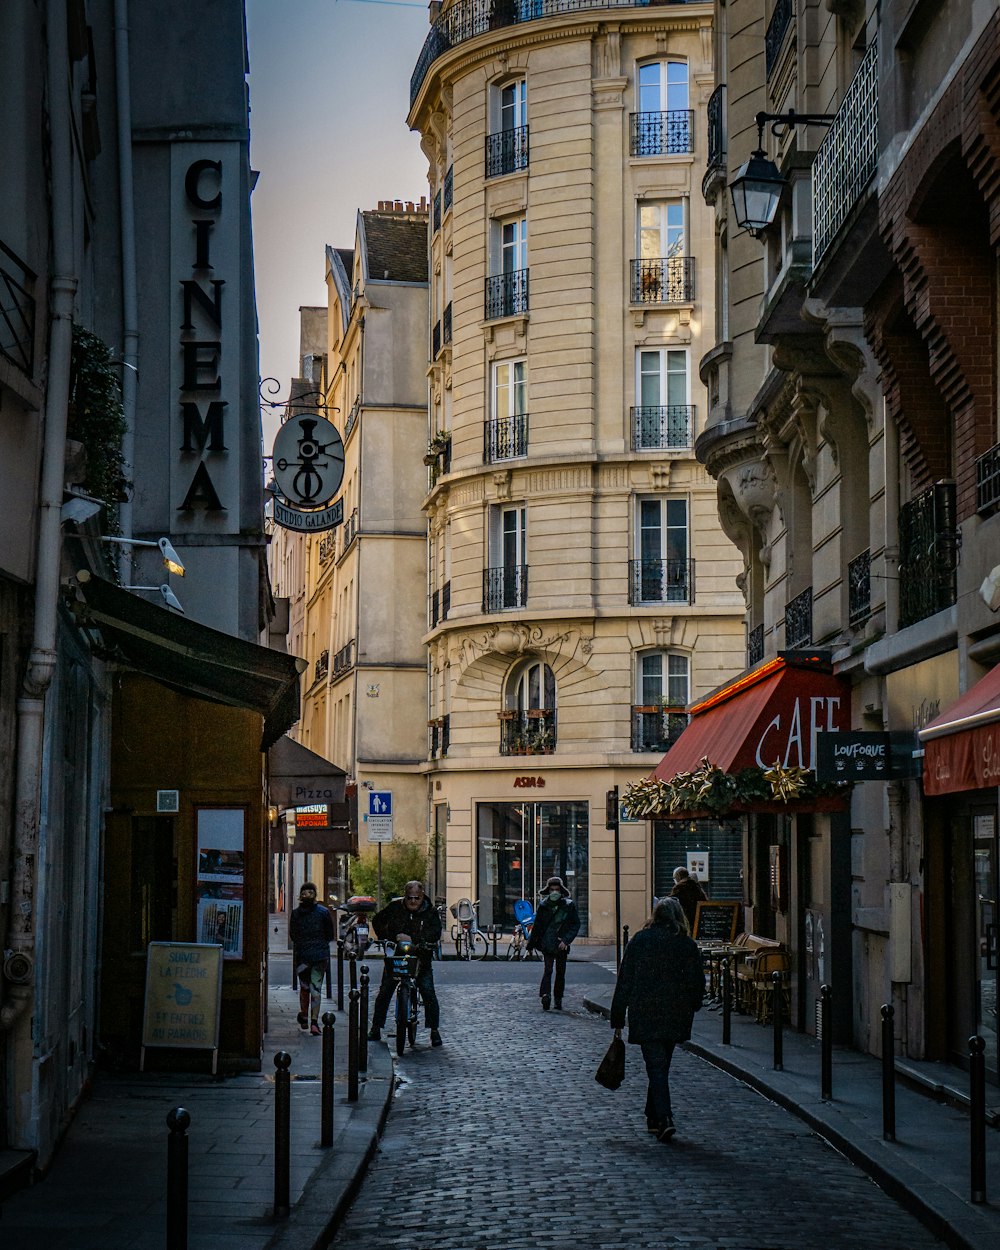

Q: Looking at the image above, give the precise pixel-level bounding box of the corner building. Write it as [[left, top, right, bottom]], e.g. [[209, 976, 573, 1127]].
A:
[[409, 0, 745, 939]]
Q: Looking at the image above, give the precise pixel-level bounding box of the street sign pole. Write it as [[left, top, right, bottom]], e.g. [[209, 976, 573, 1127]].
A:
[[377, 843, 382, 910], [365, 791, 393, 909]]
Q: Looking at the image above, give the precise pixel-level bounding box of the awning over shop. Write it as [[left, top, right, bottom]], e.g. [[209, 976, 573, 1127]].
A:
[[653, 654, 850, 781], [74, 572, 306, 749], [919, 663, 1000, 795], [268, 734, 347, 808]]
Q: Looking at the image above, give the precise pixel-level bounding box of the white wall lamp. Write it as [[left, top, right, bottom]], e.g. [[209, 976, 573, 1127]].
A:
[[100, 535, 186, 576], [729, 110, 834, 236], [127, 584, 185, 613]]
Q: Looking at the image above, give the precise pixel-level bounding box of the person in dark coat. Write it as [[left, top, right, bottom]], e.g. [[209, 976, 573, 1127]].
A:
[[368, 881, 444, 1046], [670, 866, 708, 933], [289, 882, 335, 1035], [609, 896, 705, 1141], [526, 875, 581, 1010]]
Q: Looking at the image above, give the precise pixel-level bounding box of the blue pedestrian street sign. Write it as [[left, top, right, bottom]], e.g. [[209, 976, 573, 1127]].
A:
[[365, 790, 393, 843]]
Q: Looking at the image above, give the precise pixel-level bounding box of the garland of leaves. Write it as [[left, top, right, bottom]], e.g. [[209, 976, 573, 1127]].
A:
[[68, 326, 130, 535], [622, 756, 847, 819]]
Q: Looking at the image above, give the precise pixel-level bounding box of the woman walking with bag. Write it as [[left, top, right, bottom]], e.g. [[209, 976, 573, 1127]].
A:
[[609, 896, 705, 1141]]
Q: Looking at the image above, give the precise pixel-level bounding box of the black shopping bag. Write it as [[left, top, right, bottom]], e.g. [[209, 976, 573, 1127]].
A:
[[595, 1033, 625, 1090]]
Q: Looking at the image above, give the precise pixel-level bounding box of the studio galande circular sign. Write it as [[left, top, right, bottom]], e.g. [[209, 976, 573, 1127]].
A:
[[272, 414, 345, 508]]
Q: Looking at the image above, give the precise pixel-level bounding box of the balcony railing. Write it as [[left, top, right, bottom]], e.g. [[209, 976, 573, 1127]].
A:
[[486, 126, 529, 178], [500, 708, 555, 756], [898, 481, 958, 629], [765, 0, 792, 80], [631, 405, 693, 451], [345, 396, 361, 439], [410, 0, 660, 107], [976, 442, 1000, 516], [332, 639, 355, 676], [784, 586, 813, 648], [342, 507, 359, 551], [483, 564, 528, 612], [485, 269, 529, 319], [706, 84, 726, 171], [443, 302, 453, 345], [629, 110, 693, 157], [433, 188, 441, 232], [747, 623, 764, 668], [848, 549, 871, 629], [631, 707, 689, 753], [484, 413, 528, 462], [630, 257, 695, 304], [1, 240, 36, 375], [813, 40, 878, 265], [318, 533, 337, 565], [443, 165, 453, 210], [315, 650, 329, 682], [628, 558, 694, 605]]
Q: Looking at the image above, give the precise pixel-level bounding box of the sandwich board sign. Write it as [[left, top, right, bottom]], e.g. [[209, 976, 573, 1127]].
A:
[[141, 941, 224, 1074], [365, 790, 393, 843]]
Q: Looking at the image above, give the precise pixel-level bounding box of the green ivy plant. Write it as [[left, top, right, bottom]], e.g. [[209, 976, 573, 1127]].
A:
[[349, 839, 429, 902], [68, 326, 131, 536]]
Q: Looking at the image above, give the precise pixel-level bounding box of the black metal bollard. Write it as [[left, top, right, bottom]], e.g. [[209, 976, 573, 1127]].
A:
[[321, 1012, 335, 1148], [772, 971, 783, 1071], [347, 988, 360, 1102], [359, 965, 370, 1076], [820, 984, 833, 1101], [349, 955, 358, 993], [881, 1004, 896, 1142], [166, 1107, 190, 1250], [722, 956, 732, 1045], [622, 924, 630, 950], [273, 1051, 291, 1218], [337, 939, 345, 1011], [970, 1035, 987, 1204], [490, 924, 499, 959]]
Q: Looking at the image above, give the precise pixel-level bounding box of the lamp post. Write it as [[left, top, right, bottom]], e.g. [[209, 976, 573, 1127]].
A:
[[729, 110, 834, 236]]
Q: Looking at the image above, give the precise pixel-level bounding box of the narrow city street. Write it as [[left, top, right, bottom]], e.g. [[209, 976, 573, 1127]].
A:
[[332, 959, 946, 1250]]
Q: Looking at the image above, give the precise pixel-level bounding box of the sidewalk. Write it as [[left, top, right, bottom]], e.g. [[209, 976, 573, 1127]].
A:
[[584, 986, 1000, 1250], [0, 928, 393, 1250]]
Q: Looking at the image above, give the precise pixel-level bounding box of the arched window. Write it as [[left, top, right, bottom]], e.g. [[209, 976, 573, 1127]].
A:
[[500, 659, 556, 755]]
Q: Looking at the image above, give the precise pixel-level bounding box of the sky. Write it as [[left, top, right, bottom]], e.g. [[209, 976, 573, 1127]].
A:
[[245, 0, 430, 449]]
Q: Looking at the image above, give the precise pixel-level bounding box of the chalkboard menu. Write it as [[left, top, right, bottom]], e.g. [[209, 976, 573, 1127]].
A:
[[693, 900, 741, 942]]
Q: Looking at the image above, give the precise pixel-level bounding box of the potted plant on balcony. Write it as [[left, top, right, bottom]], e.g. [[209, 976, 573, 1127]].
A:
[[425, 428, 451, 466]]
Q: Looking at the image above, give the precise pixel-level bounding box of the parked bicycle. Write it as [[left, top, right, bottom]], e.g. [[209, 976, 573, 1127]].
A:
[[506, 898, 538, 960], [449, 898, 489, 960], [340, 895, 376, 959]]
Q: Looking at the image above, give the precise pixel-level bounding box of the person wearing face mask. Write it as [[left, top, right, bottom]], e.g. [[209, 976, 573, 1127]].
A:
[[526, 876, 581, 1010], [289, 882, 335, 1036]]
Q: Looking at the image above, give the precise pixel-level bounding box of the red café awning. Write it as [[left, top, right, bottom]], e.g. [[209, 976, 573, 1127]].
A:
[[919, 663, 1000, 795], [653, 655, 850, 783]]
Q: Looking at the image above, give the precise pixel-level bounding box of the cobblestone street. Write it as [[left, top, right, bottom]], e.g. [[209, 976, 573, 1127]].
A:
[[333, 962, 946, 1249]]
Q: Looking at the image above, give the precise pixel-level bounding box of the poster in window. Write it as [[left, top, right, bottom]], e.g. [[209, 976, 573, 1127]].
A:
[[195, 808, 245, 959]]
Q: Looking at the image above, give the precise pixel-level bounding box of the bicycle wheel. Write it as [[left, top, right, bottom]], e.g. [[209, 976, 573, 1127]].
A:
[[407, 995, 418, 1047], [470, 931, 489, 960], [395, 984, 409, 1056]]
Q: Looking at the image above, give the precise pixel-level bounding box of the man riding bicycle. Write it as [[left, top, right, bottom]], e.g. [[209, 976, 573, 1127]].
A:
[[368, 880, 443, 1047]]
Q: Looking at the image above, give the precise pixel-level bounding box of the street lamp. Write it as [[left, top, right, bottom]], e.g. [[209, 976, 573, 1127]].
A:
[[99, 535, 186, 576], [729, 110, 834, 236]]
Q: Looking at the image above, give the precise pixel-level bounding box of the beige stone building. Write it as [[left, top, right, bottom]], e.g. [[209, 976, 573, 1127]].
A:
[[268, 202, 430, 901], [409, 0, 745, 941]]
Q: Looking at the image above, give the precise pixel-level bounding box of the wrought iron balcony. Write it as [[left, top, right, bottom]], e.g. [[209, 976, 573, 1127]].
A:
[[332, 639, 355, 676], [629, 110, 693, 157], [813, 40, 878, 265], [976, 442, 1000, 516], [630, 257, 695, 304], [631, 706, 689, 753], [898, 481, 958, 629], [485, 269, 529, 320], [631, 405, 693, 451], [500, 708, 555, 756], [443, 302, 453, 345], [848, 549, 871, 629], [484, 413, 528, 462], [318, 533, 337, 565], [784, 586, 812, 648], [486, 126, 529, 178], [315, 650, 329, 682], [443, 165, 453, 210], [345, 396, 361, 439], [342, 508, 359, 551], [765, 0, 792, 80], [1, 240, 36, 375], [433, 189, 441, 233], [706, 84, 726, 171], [628, 558, 694, 606], [483, 564, 528, 612], [747, 623, 764, 668]]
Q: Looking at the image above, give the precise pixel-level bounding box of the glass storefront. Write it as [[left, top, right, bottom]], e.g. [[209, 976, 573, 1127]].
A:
[[476, 801, 589, 933]]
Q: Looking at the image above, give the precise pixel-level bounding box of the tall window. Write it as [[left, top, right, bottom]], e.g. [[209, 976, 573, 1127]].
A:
[[500, 79, 527, 133], [486, 217, 529, 318], [500, 217, 527, 274], [639, 60, 689, 113], [638, 201, 685, 260], [633, 652, 689, 753], [631, 497, 691, 604], [484, 504, 527, 610], [634, 349, 690, 449], [488, 359, 528, 461], [632, 61, 691, 156], [487, 79, 529, 177], [501, 659, 556, 755], [633, 200, 692, 303]]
